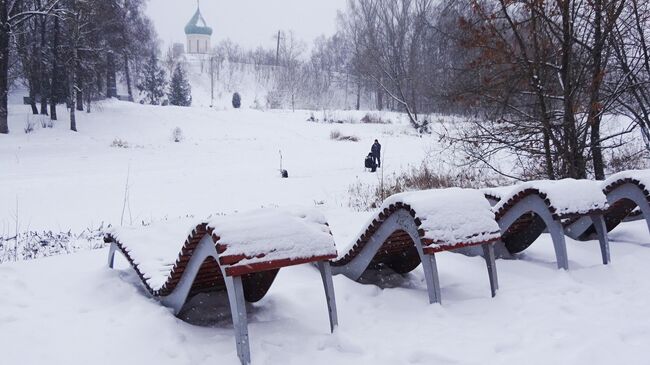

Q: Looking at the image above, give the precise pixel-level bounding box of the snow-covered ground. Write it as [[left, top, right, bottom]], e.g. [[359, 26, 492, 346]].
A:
[[0, 100, 431, 236], [2, 100, 650, 364]]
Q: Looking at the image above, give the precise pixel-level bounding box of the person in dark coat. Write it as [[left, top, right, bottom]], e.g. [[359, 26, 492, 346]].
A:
[[371, 140, 381, 168], [365, 153, 377, 172]]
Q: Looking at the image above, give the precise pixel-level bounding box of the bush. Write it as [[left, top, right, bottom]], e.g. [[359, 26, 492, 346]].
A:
[[252, 98, 264, 111], [607, 144, 649, 173], [266, 90, 284, 109], [39, 115, 53, 129], [361, 112, 391, 124], [110, 138, 130, 148], [0, 225, 107, 264], [348, 163, 495, 211], [232, 92, 241, 109], [172, 127, 184, 143], [330, 129, 359, 142], [24, 117, 36, 134]]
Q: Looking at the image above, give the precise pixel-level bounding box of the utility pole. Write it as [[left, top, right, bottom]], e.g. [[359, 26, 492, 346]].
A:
[[210, 55, 214, 107], [275, 30, 281, 66]]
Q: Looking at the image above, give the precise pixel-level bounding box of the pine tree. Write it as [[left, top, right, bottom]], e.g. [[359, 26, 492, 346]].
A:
[[168, 64, 192, 106], [137, 53, 167, 105], [232, 92, 241, 108]]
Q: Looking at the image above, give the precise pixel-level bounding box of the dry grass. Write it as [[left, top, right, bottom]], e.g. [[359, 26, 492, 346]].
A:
[[361, 112, 392, 124], [607, 144, 649, 174], [349, 163, 496, 211], [330, 129, 360, 142]]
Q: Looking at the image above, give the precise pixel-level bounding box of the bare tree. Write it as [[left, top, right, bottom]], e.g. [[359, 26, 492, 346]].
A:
[[0, 0, 60, 134]]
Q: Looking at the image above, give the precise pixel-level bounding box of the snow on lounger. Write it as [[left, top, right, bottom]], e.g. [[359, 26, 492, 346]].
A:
[[331, 188, 502, 305], [565, 169, 650, 241], [491, 179, 611, 269], [105, 208, 338, 365], [565, 170, 650, 238]]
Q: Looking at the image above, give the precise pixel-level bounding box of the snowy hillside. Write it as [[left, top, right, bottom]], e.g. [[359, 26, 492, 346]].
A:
[[0, 100, 432, 236]]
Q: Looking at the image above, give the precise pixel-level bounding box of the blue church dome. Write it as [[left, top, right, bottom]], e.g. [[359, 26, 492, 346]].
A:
[[184, 6, 213, 36]]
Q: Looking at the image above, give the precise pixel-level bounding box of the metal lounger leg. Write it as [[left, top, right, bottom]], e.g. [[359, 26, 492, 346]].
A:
[[421, 253, 442, 304], [548, 220, 569, 270], [317, 261, 339, 333], [107, 242, 117, 269], [590, 214, 611, 265], [482, 243, 499, 297], [225, 276, 251, 365]]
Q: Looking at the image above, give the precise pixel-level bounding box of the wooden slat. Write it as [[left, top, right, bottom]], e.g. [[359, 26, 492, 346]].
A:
[[225, 254, 337, 277]]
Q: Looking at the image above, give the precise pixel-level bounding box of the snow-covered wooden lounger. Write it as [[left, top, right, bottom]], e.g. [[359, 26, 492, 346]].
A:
[[489, 180, 610, 269], [331, 188, 502, 304], [564, 170, 650, 241], [105, 208, 338, 365]]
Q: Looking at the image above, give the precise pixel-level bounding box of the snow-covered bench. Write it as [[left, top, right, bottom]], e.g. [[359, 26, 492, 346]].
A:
[[331, 188, 502, 304], [489, 180, 610, 269], [105, 208, 339, 365], [563, 170, 650, 243]]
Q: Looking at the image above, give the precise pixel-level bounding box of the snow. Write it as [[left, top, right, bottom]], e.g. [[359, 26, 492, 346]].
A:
[[2, 221, 650, 364], [107, 218, 201, 292], [2, 91, 650, 364], [338, 188, 501, 257], [384, 188, 501, 245], [108, 208, 336, 291], [0, 100, 428, 236], [493, 179, 609, 216], [207, 207, 337, 266], [482, 185, 518, 202], [326, 209, 375, 257], [604, 169, 650, 190]]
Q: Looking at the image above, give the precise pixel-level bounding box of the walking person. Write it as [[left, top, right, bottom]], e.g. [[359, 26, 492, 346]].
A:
[[371, 139, 381, 168]]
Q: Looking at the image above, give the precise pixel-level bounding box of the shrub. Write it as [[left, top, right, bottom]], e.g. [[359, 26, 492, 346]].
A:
[[266, 91, 284, 109], [330, 129, 359, 142], [39, 115, 53, 129], [348, 163, 496, 211], [172, 127, 184, 143], [0, 225, 107, 264], [232, 92, 241, 109], [252, 98, 264, 111], [24, 117, 36, 134], [348, 178, 381, 211], [361, 112, 391, 124], [607, 144, 649, 173], [110, 138, 130, 148]]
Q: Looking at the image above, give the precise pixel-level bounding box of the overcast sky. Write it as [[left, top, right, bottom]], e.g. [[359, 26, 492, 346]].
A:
[[146, 0, 348, 50]]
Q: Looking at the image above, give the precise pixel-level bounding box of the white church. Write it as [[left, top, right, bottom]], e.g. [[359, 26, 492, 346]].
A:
[[184, 3, 213, 54]]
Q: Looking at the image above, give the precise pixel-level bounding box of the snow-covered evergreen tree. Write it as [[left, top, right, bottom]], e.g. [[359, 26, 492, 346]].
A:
[[169, 64, 192, 107], [137, 53, 167, 105], [232, 92, 241, 108]]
